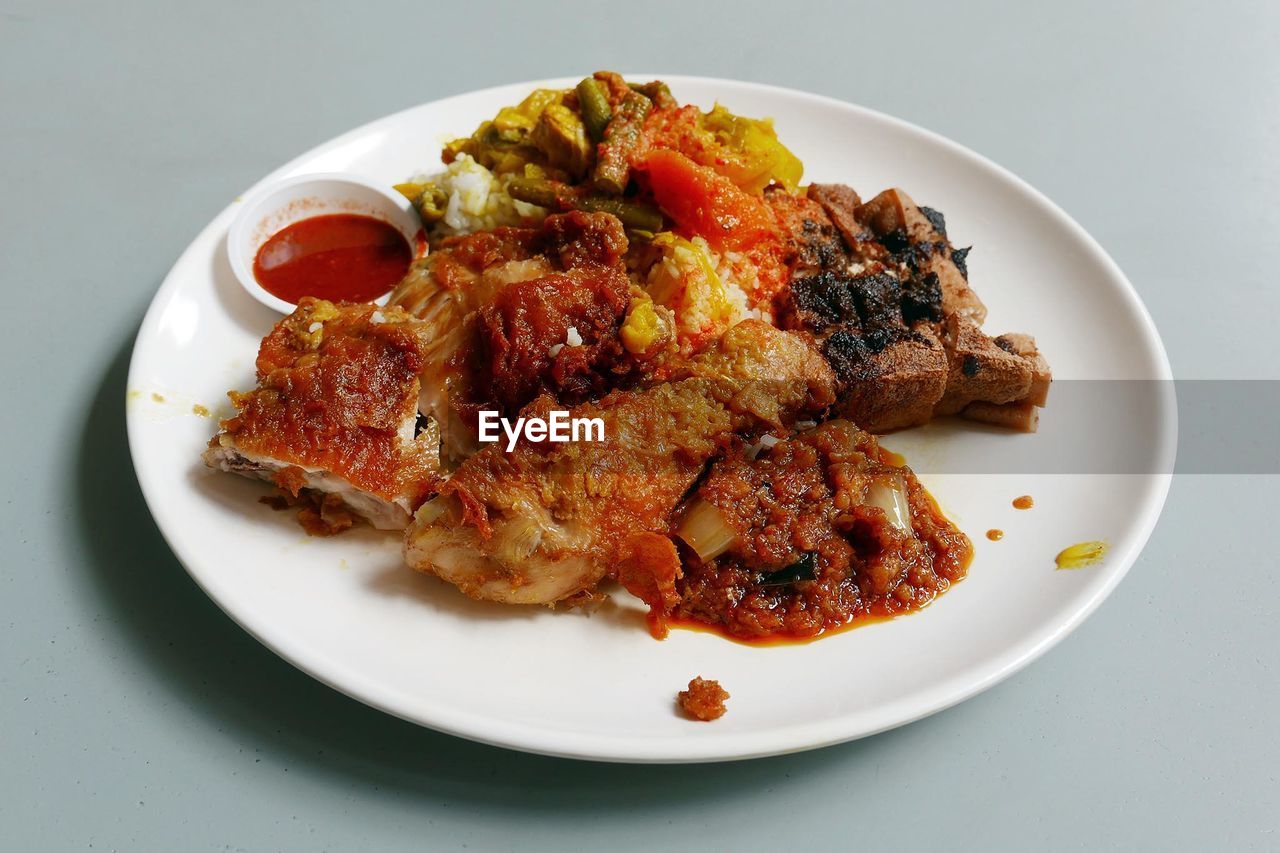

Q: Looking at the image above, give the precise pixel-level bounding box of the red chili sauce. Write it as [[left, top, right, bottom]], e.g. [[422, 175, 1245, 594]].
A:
[[253, 214, 411, 304]]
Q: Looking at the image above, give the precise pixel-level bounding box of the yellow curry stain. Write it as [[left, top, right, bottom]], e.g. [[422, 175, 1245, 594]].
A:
[[192, 404, 211, 417], [1055, 541, 1108, 570]]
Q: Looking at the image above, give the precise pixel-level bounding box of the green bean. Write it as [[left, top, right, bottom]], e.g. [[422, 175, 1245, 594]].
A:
[[576, 196, 664, 232], [576, 77, 612, 142], [508, 177, 663, 231], [628, 80, 676, 109], [506, 177, 568, 209], [508, 176, 663, 231], [593, 91, 651, 195]]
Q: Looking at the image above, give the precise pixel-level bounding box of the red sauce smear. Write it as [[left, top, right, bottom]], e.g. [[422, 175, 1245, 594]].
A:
[[1013, 495, 1035, 510], [253, 214, 411, 305], [669, 611, 899, 648], [987, 528, 1005, 541]]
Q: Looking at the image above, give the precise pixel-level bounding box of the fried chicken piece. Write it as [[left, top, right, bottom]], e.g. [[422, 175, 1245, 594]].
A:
[[403, 321, 835, 605], [451, 261, 636, 429], [388, 211, 651, 463], [389, 228, 548, 462], [203, 299, 440, 530]]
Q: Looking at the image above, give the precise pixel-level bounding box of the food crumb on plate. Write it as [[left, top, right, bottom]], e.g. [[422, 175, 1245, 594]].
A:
[[1055, 540, 1107, 570], [678, 677, 729, 721]]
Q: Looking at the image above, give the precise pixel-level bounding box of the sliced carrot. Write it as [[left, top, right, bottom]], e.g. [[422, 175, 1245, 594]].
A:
[[640, 149, 775, 251]]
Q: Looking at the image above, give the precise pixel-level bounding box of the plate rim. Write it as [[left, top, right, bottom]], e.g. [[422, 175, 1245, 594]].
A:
[[126, 75, 1176, 763]]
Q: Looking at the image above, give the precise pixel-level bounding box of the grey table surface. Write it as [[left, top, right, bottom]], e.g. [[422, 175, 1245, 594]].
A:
[[3, 1, 1277, 850]]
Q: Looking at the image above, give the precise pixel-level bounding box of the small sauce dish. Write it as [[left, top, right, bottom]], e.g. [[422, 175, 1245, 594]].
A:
[[227, 173, 426, 314]]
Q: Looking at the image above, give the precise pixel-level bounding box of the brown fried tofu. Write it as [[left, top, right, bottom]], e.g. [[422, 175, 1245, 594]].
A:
[[806, 183, 885, 262], [854, 187, 940, 245], [774, 184, 1050, 434], [934, 315, 1034, 416], [856, 188, 986, 323], [961, 400, 1041, 431], [825, 328, 949, 432], [921, 247, 985, 324], [764, 186, 851, 276], [994, 333, 1052, 407]]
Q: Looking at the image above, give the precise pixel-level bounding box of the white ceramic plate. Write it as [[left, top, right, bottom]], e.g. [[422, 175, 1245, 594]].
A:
[[127, 76, 1174, 763]]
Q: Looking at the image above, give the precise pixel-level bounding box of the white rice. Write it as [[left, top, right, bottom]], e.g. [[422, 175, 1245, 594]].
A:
[[411, 154, 545, 237], [713, 248, 771, 323]]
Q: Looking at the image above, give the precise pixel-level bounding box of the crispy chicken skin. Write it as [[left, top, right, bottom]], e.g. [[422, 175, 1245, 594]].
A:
[[388, 225, 556, 463], [404, 321, 836, 605], [203, 299, 440, 530], [452, 260, 635, 429]]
